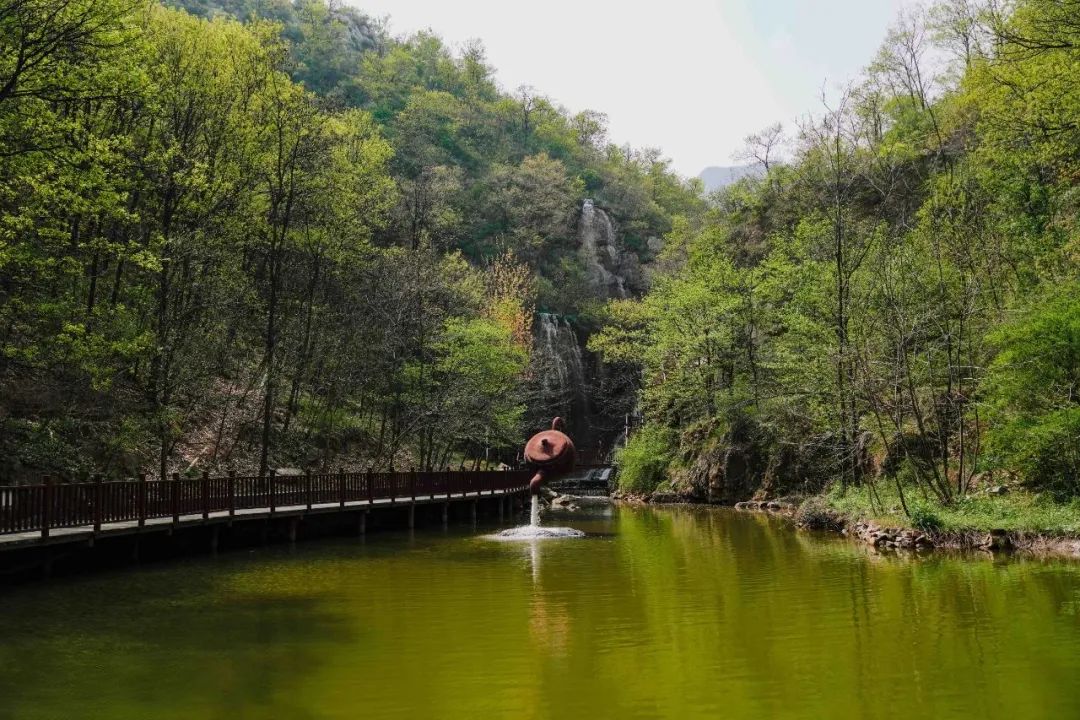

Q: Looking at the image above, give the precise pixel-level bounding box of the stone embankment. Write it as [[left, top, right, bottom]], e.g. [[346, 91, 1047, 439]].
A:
[[733, 500, 796, 514], [845, 522, 935, 551]]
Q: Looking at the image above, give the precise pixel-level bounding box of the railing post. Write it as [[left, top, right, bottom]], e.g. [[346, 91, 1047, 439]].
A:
[[269, 471, 276, 515], [93, 474, 103, 532], [305, 469, 313, 511], [227, 470, 236, 518], [171, 472, 180, 525], [338, 469, 346, 508], [201, 470, 210, 520], [41, 475, 53, 539], [410, 468, 416, 502], [138, 473, 147, 528]]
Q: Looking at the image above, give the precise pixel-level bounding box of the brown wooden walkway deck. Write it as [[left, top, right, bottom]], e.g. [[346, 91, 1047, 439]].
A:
[[0, 470, 531, 551]]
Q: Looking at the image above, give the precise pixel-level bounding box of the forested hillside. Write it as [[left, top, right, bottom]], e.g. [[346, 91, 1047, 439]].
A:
[[0, 0, 701, 481], [3, 0, 1078, 528], [594, 0, 1080, 524]]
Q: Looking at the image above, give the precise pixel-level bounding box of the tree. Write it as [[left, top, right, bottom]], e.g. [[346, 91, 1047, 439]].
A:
[[735, 122, 785, 172]]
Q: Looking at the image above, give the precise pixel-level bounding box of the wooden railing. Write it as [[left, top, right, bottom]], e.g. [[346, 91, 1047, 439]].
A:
[[0, 470, 531, 538]]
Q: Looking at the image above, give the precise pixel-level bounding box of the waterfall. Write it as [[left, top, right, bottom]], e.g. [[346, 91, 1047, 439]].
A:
[[578, 199, 628, 299], [535, 313, 587, 428]]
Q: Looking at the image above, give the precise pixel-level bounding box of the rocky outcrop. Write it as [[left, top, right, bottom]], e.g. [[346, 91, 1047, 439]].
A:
[[672, 418, 769, 503], [578, 200, 646, 299]]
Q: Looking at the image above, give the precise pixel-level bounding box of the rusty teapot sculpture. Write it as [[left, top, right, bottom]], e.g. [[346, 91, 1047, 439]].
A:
[[523, 417, 576, 495]]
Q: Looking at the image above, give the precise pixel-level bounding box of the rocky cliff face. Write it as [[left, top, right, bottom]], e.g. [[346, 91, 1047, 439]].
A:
[[577, 199, 647, 300]]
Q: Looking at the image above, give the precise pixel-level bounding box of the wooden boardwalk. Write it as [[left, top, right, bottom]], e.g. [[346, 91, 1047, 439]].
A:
[[0, 470, 531, 552]]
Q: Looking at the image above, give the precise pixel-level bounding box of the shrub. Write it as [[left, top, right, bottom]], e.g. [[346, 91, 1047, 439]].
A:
[[795, 497, 845, 531], [616, 424, 674, 494], [985, 284, 1080, 497], [908, 504, 943, 532]]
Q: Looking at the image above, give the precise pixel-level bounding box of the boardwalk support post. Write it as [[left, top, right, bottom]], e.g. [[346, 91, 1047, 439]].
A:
[[138, 474, 147, 528], [41, 475, 53, 540], [170, 472, 181, 525], [93, 474, 103, 533], [227, 471, 236, 519]]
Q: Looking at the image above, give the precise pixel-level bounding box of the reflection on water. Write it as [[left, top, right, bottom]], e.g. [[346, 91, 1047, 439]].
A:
[[2, 504, 1080, 719]]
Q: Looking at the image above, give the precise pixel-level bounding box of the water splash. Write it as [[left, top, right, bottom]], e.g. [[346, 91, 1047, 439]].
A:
[[490, 494, 585, 540], [492, 525, 585, 540]]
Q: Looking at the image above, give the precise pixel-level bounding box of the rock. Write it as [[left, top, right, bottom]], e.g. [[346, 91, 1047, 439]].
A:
[[734, 501, 751, 510], [767, 501, 782, 511], [988, 485, 1010, 496], [982, 529, 1013, 551], [650, 492, 681, 504]]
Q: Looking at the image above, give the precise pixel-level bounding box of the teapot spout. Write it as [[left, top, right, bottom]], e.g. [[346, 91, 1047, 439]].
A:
[[529, 470, 546, 495]]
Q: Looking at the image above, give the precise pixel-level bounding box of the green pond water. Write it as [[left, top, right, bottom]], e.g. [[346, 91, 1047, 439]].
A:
[[3, 504, 1080, 719]]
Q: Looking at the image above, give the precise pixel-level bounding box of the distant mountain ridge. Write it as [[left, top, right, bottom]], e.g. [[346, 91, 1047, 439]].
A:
[[697, 165, 762, 193]]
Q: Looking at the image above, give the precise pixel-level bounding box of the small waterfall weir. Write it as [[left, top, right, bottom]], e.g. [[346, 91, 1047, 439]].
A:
[[493, 418, 585, 540]]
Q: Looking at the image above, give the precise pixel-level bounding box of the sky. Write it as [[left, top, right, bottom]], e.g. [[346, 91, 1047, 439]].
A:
[[350, 0, 916, 178]]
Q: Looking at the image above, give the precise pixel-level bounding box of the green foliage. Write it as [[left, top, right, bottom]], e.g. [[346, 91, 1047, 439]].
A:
[[5, 0, 706, 478], [616, 425, 674, 494], [590, 0, 1080, 510], [908, 504, 944, 533], [985, 284, 1080, 495], [826, 482, 1080, 535]]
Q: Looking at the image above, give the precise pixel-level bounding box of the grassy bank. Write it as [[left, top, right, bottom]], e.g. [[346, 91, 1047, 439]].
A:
[[820, 484, 1080, 536]]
